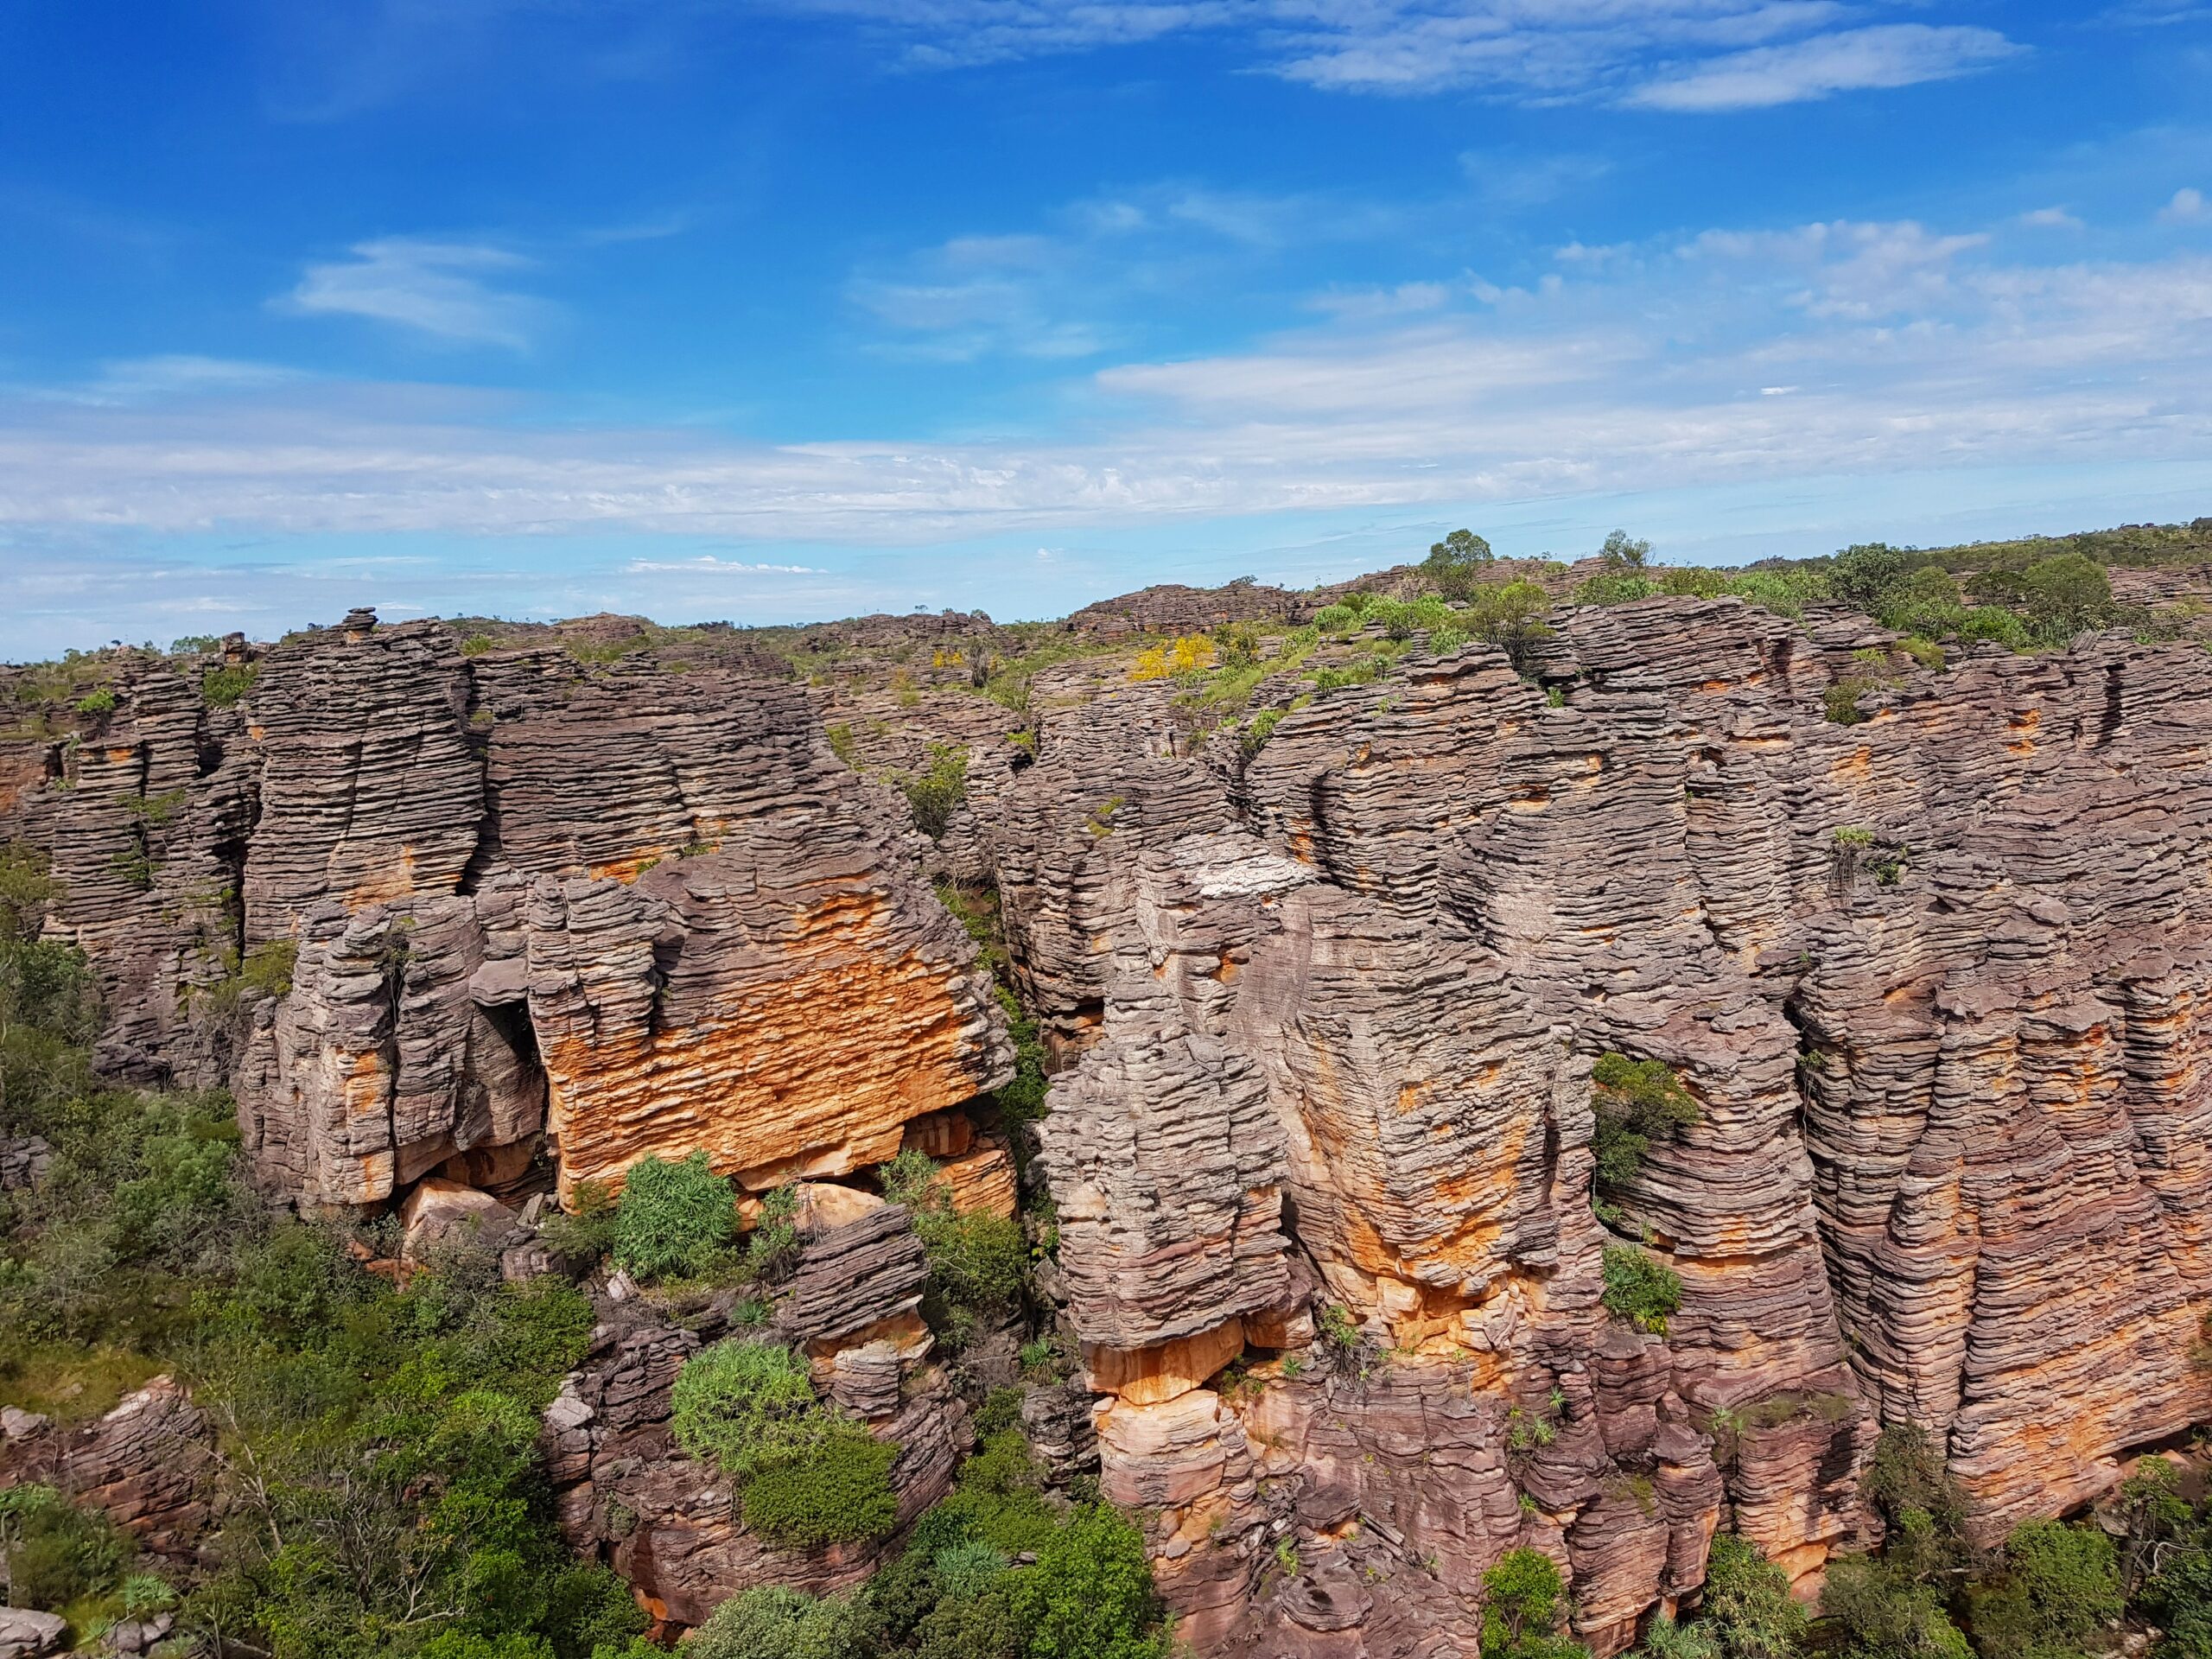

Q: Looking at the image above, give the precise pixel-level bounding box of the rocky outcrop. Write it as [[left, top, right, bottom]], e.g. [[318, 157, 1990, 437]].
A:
[[1065, 581, 1307, 639], [0, 1377, 220, 1563], [977, 598, 2212, 1653], [543, 1205, 963, 1626], [15, 583, 2212, 1655], [7, 616, 1010, 1208]]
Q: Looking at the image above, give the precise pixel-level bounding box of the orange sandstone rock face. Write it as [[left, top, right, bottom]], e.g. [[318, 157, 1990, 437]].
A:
[[9, 615, 1008, 1208], [991, 599, 2212, 1656], [529, 861, 1007, 1198]]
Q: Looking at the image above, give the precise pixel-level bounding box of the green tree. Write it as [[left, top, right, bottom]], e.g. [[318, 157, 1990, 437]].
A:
[[1006, 1504, 1171, 1659], [1482, 1548, 1592, 1658], [1821, 1548, 1970, 1659], [2018, 553, 2115, 643], [610, 1151, 735, 1281], [1600, 530, 1652, 569], [1830, 544, 1910, 613], [1963, 1519, 2120, 1659], [1423, 529, 1497, 600], [1696, 1533, 1807, 1658]]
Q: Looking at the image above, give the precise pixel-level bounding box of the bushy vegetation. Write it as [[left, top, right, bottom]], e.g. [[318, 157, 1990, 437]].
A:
[[898, 743, 970, 841], [1522, 516, 2208, 651], [684, 1427, 1168, 1659], [672, 1338, 839, 1478], [0, 1482, 128, 1611], [741, 1424, 902, 1548], [1482, 1547, 1590, 1657], [1599, 1244, 1682, 1335], [880, 1149, 1028, 1352], [608, 1149, 736, 1281], [0, 840, 648, 1656], [1590, 1052, 1698, 1205]]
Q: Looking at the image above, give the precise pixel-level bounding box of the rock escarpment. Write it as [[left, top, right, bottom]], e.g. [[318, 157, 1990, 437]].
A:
[[2, 617, 1011, 1208], [979, 597, 2212, 1654], [10, 580, 2212, 1656]]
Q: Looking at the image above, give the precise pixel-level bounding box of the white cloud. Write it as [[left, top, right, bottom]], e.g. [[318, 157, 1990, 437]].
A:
[[1306, 281, 1454, 318], [773, 0, 2024, 105], [624, 556, 824, 573], [1626, 23, 2022, 111], [2163, 187, 2208, 223], [7, 218, 2209, 563], [2018, 207, 2084, 231], [280, 237, 553, 348], [40, 356, 305, 406]]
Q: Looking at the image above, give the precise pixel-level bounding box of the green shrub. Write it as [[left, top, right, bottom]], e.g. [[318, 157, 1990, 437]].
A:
[[687, 1584, 878, 1659], [899, 743, 969, 841], [1865, 1423, 1965, 1537], [73, 687, 117, 715], [1695, 1532, 1807, 1657], [740, 1422, 900, 1548], [1640, 1617, 1719, 1658], [1590, 1053, 1697, 1197], [610, 1150, 735, 1281], [200, 664, 257, 708], [1957, 606, 2029, 648], [1820, 1549, 1970, 1658], [240, 938, 298, 999], [880, 1149, 1028, 1341], [1964, 1520, 2120, 1658], [1480, 1547, 1589, 1657], [536, 1179, 617, 1265], [1573, 570, 1659, 606], [0, 1482, 127, 1610], [746, 1182, 803, 1282], [1313, 602, 1360, 635], [2018, 552, 2115, 642], [1004, 1503, 1170, 1659], [1824, 678, 1874, 724], [1830, 543, 1911, 613], [1723, 567, 1832, 617], [1600, 1244, 1681, 1335], [671, 1338, 835, 1479]]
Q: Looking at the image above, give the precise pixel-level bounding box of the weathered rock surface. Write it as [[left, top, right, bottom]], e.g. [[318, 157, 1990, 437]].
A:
[[0, 1376, 220, 1562], [542, 1209, 963, 1627], [15, 581, 2212, 1653], [977, 595, 2212, 1652], [6, 616, 1010, 1207], [0, 1608, 67, 1659]]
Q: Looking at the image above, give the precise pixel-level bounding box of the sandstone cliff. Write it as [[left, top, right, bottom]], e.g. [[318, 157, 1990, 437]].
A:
[[9, 575, 2212, 1656]]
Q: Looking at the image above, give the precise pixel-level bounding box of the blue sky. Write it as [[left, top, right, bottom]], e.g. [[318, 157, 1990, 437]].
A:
[[2, 0, 2209, 654]]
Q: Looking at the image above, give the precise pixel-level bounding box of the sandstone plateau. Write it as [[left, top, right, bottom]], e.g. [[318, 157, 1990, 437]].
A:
[[7, 568, 2212, 1656]]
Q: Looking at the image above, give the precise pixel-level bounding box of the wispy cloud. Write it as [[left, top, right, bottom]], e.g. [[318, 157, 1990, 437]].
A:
[[623, 556, 824, 573], [845, 182, 1395, 359], [279, 236, 553, 348], [2163, 187, 2208, 223], [2019, 206, 2084, 231], [772, 0, 2024, 105], [1625, 23, 2022, 111], [10, 215, 2209, 557], [36, 356, 305, 406]]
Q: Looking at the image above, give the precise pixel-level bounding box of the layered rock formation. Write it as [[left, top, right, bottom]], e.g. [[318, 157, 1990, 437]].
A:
[[3, 617, 1011, 1207], [10, 578, 2212, 1656], [984, 596, 2212, 1653]]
